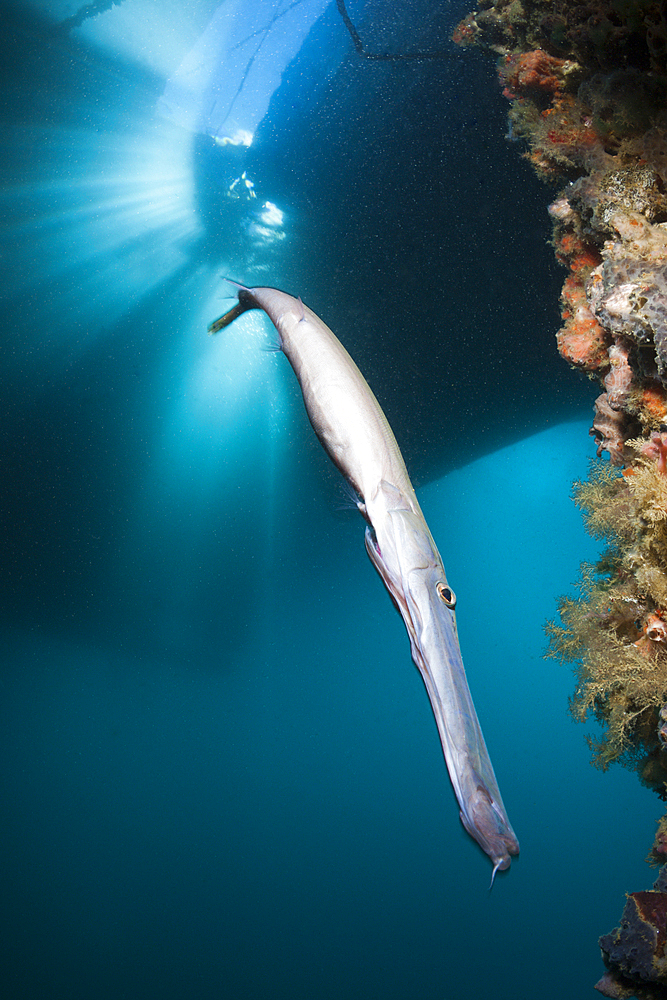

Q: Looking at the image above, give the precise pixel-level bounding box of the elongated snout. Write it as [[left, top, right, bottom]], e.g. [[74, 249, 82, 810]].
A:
[[367, 504, 519, 879], [209, 285, 518, 881]]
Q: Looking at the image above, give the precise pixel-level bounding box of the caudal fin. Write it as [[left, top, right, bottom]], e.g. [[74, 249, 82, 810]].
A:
[[208, 280, 258, 333]]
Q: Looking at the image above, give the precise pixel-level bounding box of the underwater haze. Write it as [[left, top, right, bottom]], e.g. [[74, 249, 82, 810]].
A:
[[0, 2, 658, 998]]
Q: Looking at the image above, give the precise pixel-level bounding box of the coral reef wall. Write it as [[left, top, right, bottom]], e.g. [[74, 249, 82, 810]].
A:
[[454, 1, 667, 463], [455, 0, 667, 774], [454, 3, 667, 996]]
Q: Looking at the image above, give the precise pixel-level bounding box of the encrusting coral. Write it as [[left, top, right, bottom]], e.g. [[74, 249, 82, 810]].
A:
[[454, 1, 667, 780], [454, 2, 667, 465], [454, 7, 667, 985], [596, 865, 667, 999]]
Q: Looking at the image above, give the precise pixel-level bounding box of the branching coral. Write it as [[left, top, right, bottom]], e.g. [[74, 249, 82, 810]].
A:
[[546, 456, 667, 774], [455, 0, 667, 781], [454, 0, 667, 982]]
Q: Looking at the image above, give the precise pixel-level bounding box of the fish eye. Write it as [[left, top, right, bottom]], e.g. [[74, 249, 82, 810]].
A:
[[436, 582, 456, 608]]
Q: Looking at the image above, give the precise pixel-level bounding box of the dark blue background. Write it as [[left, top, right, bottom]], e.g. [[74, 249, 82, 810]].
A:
[[0, 3, 653, 998]]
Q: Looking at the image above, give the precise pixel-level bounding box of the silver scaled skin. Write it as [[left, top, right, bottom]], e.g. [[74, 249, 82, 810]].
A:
[[209, 284, 519, 883]]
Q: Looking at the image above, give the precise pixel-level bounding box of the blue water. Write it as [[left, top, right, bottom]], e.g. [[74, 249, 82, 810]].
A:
[[0, 3, 659, 998]]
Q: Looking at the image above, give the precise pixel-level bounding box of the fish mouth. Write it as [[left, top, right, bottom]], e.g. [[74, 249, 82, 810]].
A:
[[460, 783, 520, 874], [365, 513, 519, 879]]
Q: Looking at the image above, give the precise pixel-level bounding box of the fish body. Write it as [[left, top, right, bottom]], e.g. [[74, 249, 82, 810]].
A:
[[209, 284, 519, 881]]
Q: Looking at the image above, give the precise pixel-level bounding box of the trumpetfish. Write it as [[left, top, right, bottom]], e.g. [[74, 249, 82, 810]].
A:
[[208, 283, 519, 883]]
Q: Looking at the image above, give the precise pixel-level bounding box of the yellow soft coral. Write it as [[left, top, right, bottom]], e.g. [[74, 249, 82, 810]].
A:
[[546, 457, 667, 775]]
